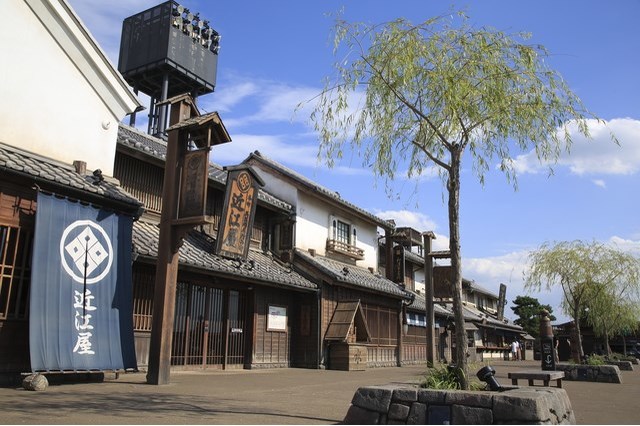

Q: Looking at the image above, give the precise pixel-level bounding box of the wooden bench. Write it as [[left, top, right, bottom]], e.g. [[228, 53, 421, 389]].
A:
[[508, 370, 565, 388]]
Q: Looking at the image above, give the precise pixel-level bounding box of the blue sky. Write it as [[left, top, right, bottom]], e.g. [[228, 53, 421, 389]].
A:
[[68, 0, 640, 322]]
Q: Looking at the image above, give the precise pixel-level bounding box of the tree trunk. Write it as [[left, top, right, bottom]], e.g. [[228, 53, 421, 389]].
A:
[[570, 313, 585, 363], [604, 328, 611, 357], [448, 147, 469, 389]]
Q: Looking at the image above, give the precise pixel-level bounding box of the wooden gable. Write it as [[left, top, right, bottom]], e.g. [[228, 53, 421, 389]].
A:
[[325, 300, 371, 343]]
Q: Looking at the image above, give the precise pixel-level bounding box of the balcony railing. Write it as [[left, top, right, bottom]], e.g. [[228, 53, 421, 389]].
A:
[[326, 239, 365, 260]]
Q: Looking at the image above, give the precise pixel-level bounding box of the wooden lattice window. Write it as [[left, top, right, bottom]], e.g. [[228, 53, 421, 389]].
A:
[[0, 225, 32, 320], [336, 220, 350, 244], [132, 266, 155, 331]]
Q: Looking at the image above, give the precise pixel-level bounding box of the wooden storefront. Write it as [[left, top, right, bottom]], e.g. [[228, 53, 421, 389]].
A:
[[117, 125, 319, 371], [0, 144, 143, 376], [293, 250, 409, 369], [0, 181, 36, 373]]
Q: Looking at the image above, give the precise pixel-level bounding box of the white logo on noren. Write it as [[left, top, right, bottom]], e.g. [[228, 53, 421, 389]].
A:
[[60, 220, 113, 284]]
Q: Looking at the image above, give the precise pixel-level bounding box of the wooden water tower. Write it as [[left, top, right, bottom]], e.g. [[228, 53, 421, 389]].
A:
[[118, 1, 221, 136]]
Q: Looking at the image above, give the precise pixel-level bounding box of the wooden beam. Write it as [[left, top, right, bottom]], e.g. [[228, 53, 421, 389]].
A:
[[423, 233, 436, 367], [429, 250, 451, 259], [146, 98, 195, 385]]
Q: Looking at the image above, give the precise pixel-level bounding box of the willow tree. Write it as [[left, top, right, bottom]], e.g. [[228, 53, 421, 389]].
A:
[[307, 13, 604, 389], [525, 240, 640, 362], [581, 251, 640, 356], [586, 293, 639, 356]]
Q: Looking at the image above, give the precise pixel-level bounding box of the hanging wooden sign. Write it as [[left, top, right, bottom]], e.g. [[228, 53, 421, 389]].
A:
[[393, 245, 405, 285], [178, 149, 209, 219], [433, 265, 454, 299], [497, 283, 507, 320], [216, 165, 264, 259]]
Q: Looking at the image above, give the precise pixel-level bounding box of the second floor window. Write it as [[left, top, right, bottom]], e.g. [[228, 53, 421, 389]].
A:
[[336, 220, 350, 244], [328, 215, 363, 260], [331, 218, 358, 246]]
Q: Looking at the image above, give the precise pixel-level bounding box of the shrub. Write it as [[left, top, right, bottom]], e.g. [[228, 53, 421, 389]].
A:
[[421, 364, 485, 390], [586, 354, 605, 365], [607, 352, 635, 362]]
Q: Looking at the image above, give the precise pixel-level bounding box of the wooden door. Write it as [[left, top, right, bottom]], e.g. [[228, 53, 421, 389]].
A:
[[171, 283, 247, 369]]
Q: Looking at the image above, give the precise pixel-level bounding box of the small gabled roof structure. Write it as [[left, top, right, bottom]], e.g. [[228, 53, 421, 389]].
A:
[[325, 301, 371, 343], [165, 110, 232, 148]]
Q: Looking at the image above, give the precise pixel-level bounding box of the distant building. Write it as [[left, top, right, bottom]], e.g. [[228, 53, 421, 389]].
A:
[[380, 226, 525, 363]]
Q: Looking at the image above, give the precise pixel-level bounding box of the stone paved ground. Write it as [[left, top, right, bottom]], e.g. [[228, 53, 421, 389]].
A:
[[0, 360, 638, 424]]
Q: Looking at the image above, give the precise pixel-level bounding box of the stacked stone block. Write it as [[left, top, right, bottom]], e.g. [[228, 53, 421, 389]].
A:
[[343, 385, 575, 424], [555, 364, 623, 383]]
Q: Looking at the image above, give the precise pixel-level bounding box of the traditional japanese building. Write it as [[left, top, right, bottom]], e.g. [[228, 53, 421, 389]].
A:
[[242, 151, 416, 369], [0, 0, 142, 377], [115, 124, 320, 370], [380, 226, 525, 364], [1, 0, 529, 379]]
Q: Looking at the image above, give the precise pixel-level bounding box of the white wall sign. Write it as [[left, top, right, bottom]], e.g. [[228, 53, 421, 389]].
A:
[[267, 305, 287, 332]]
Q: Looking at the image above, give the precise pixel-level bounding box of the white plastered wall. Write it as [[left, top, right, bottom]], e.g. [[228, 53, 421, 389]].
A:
[[0, 0, 140, 176], [251, 162, 381, 271], [297, 192, 379, 271]]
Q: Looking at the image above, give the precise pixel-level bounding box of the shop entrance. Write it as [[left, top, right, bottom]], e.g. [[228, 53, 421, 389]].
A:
[[171, 283, 248, 369]]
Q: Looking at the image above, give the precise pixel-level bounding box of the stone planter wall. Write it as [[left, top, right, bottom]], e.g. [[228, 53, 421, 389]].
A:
[[343, 385, 575, 425], [604, 360, 634, 371], [555, 364, 623, 383]]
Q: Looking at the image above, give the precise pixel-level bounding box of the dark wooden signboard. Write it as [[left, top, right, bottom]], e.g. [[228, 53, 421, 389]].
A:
[[216, 166, 263, 260], [433, 265, 454, 299], [178, 149, 209, 219], [393, 245, 405, 285], [497, 283, 507, 320]]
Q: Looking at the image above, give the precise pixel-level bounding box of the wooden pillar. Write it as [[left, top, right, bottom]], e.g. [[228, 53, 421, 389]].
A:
[[385, 228, 394, 281], [222, 288, 230, 370], [146, 99, 194, 385], [397, 300, 403, 367], [423, 232, 436, 367]]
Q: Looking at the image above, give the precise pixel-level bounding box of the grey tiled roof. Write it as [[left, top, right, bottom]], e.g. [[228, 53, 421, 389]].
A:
[[295, 249, 408, 298], [463, 304, 522, 332], [133, 221, 316, 291], [404, 249, 425, 266], [245, 151, 395, 229], [466, 280, 499, 299], [117, 124, 293, 213], [117, 124, 168, 162], [406, 290, 453, 318], [0, 142, 142, 209], [406, 291, 521, 332]]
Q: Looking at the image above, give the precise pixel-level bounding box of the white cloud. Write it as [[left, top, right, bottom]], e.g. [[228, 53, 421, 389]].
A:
[[211, 133, 317, 167], [375, 209, 437, 232], [201, 77, 320, 128], [400, 164, 441, 182], [463, 236, 640, 323], [205, 81, 260, 114], [510, 118, 640, 176], [592, 179, 606, 188], [210, 133, 370, 177], [463, 250, 569, 322], [607, 236, 640, 257]]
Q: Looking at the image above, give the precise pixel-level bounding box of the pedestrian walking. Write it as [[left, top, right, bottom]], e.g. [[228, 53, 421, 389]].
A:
[[511, 339, 520, 361]]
